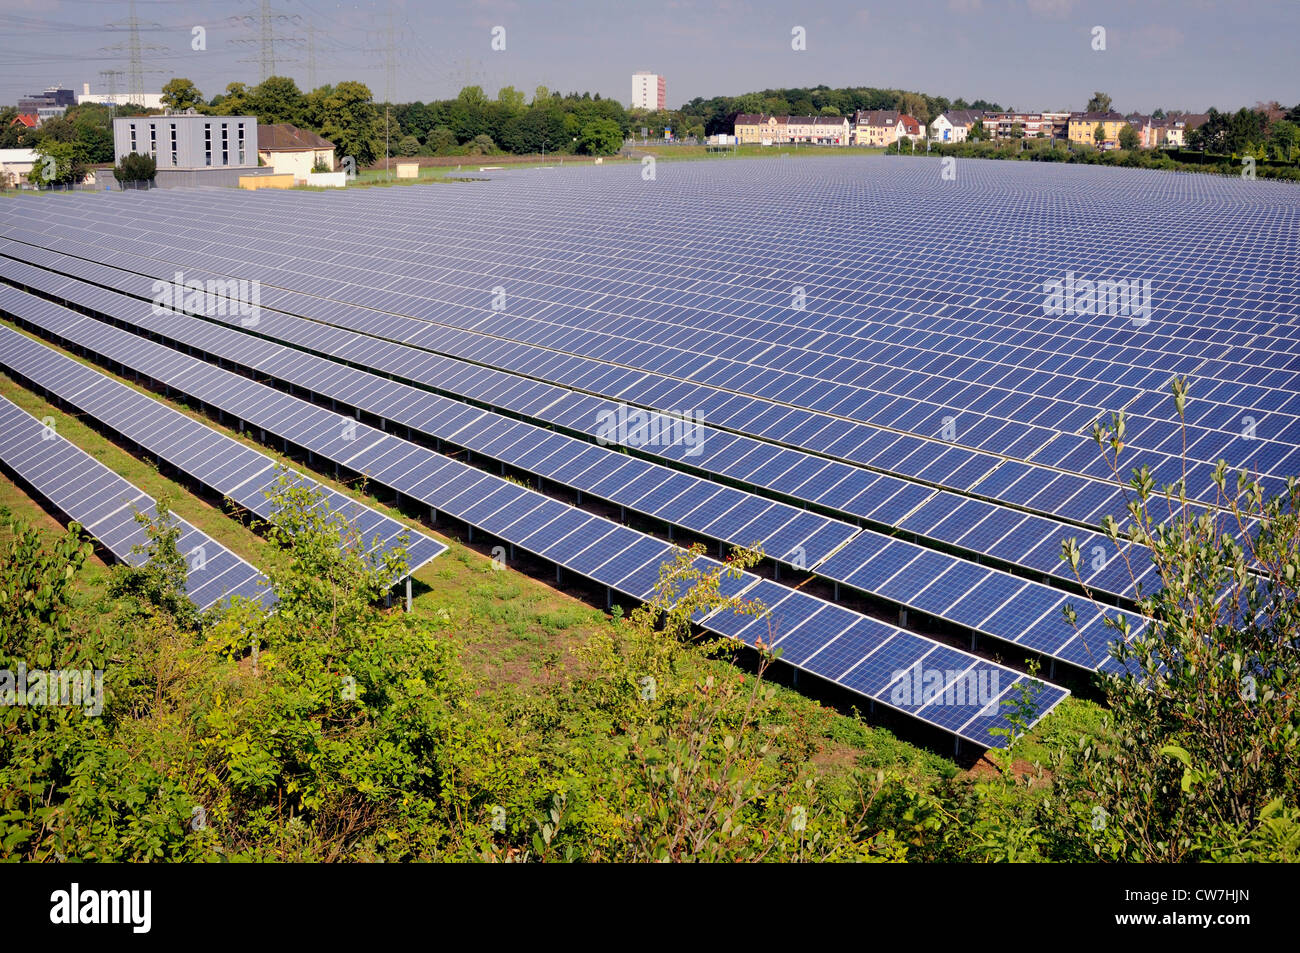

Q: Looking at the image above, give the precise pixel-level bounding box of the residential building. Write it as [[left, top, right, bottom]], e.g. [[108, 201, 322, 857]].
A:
[[1068, 111, 1128, 148], [1159, 114, 1210, 148], [1125, 114, 1156, 148], [734, 113, 784, 144], [113, 111, 271, 187], [930, 109, 985, 143], [10, 114, 38, 130], [257, 123, 337, 182], [631, 72, 666, 111], [983, 111, 1067, 140], [785, 115, 851, 145], [898, 114, 923, 140], [852, 110, 906, 147]]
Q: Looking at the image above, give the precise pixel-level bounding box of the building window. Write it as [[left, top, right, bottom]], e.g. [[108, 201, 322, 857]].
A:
[[170, 123, 177, 166], [237, 123, 246, 164], [222, 124, 229, 165], [149, 124, 156, 157], [205, 123, 212, 166], [129, 124, 136, 152]]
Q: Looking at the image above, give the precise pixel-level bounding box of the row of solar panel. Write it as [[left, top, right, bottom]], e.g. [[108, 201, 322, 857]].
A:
[[0, 256, 858, 569], [76, 171, 1300, 361], [0, 235, 1159, 603], [0, 265, 1138, 673], [0, 326, 445, 580], [22, 211, 1281, 511], [0, 244, 1154, 605], [72, 186, 1300, 397], [0, 297, 1068, 747], [0, 394, 271, 611], [62, 190, 1300, 452]]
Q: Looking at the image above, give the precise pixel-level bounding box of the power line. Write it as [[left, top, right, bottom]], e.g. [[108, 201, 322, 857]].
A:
[[100, 0, 171, 102]]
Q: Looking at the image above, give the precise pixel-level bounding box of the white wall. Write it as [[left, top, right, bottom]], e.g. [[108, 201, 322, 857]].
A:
[[306, 171, 347, 188]]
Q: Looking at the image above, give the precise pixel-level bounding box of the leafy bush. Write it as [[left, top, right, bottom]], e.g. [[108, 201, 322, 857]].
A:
[[113, 151, 157, 184]]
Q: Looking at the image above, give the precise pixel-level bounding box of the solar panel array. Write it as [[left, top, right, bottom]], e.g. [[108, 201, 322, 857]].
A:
[[0, 323, 446, 583], [0, 255, 1140, 673], [7, 157, 1285, 745], [0, 393, 271, 611], [0, 282, 1064, 747]]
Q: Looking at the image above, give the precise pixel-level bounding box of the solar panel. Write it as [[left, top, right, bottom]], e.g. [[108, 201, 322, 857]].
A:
[[0, 294, 1069, 747], [8, 158, 1283, 738], [0, 233, 1189, 606], [0, 268, 1149, 671], [0, 327, 446, 582], [0, 394, 271, 611]]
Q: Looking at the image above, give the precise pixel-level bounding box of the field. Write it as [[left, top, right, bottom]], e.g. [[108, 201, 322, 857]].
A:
[[0, 153, 1295, 862]]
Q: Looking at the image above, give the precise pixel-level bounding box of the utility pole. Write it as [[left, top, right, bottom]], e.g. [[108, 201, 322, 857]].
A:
[[230, 2, 302, 84], [304, 20, 321, 90], [100, 1, 167, 107]]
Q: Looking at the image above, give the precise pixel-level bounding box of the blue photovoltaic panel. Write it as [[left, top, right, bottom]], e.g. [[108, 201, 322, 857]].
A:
[[0, 394, 272, 611], [0, 327, 446, 581], [9, 158, 1279, 740]]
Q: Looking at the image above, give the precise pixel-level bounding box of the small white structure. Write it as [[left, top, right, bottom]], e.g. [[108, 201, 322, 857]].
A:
[[306, 171, 347, 188], [0, 148, 39, 186]]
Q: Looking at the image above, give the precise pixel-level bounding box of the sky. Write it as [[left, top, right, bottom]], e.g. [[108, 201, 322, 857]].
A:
[[0, 0, 1296, 114]]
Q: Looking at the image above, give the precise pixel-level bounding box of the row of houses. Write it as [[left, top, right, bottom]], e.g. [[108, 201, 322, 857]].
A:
[[735, 108, 1210, 150], [734, 111, 922, 147]]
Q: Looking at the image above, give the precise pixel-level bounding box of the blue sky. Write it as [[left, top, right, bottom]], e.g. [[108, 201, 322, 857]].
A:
[[1, 0, 1296, 113]]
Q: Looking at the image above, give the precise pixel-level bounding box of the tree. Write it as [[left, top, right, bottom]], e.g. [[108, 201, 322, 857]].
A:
[[968, 119, 990, 141], [426, 125, 456, 154], [161, 77, 204, 112], [1225, 107, 1267, 154], [1270, 119, 1298, 161], [396, 135, 421, 156], [28, 139, 83, 187], [1118, 124, 1140, 150], [1086, 91, 1113, 113], [250, 75, 304, 125], [113, 151, 157, 184], [469, 133, 497, 155], [576, 118, 622, 155], [1051, 378, 1300, 861], [109, 499, 198, 630], [1189, 108, 1227, 151], [1093, 122, 1106, 146], [496, 86, 526, 112], [314, 81, 379, 167], [896, 91, 929, 125], [210, 81, 251, 116]]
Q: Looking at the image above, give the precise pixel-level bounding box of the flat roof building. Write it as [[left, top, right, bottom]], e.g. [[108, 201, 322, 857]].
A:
[[632, 72, 666, 111], [113, 111, 271, 188]]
